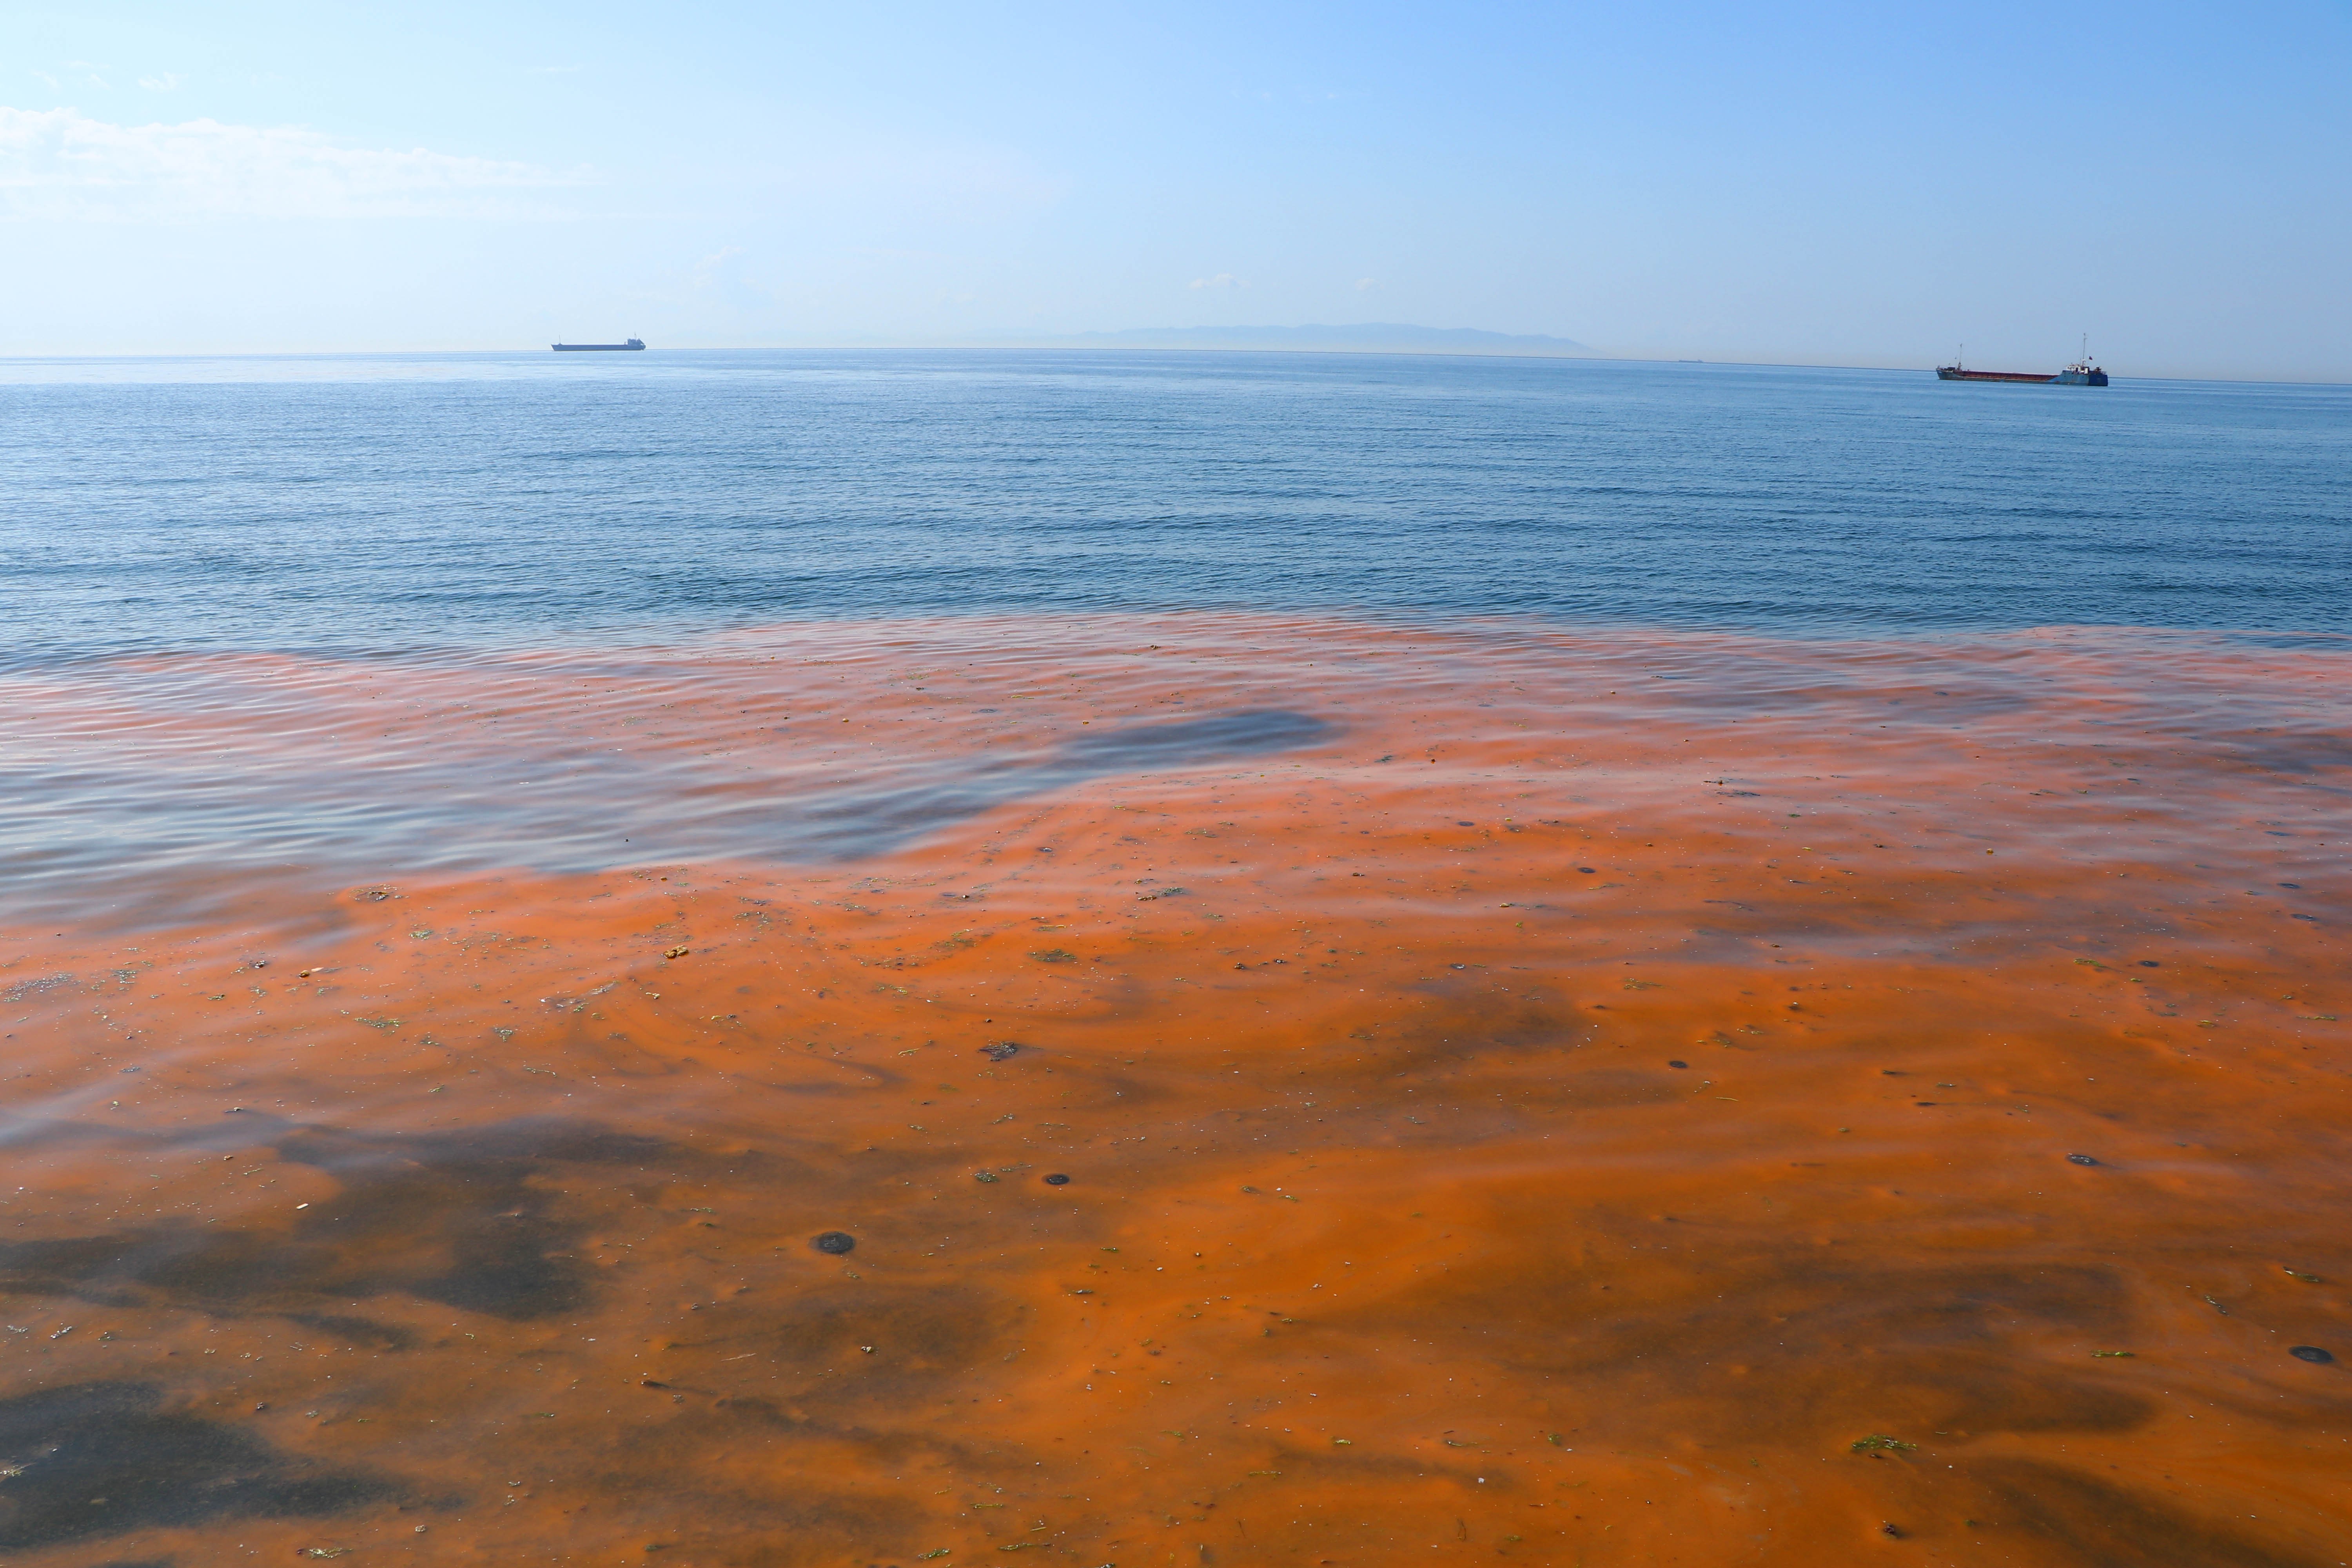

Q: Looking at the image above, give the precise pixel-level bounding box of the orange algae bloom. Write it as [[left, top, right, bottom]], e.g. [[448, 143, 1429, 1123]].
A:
[[0, 612, 2346, 1566]]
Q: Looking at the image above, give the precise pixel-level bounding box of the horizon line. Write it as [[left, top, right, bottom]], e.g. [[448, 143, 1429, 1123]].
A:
[[0, 343, 2345, 388]]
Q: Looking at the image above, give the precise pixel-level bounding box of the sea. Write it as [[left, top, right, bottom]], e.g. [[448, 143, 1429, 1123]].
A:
[[4, 351, 2347, 657], [0, 350, 2347, 1566]]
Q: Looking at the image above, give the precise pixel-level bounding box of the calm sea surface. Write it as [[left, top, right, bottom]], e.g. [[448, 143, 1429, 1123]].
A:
[[3, 349, 2346, 660]]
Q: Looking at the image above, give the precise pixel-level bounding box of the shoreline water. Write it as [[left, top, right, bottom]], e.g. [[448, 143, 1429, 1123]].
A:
[[3, 611, 2345, 1563]]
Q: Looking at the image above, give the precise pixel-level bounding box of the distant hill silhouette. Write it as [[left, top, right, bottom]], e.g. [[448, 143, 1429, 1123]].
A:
[[1008, 323, 1595, 357]]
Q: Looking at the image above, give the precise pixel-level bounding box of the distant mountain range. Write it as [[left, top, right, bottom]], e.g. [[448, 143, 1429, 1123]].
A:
[[1000, 323, 1595, 357]]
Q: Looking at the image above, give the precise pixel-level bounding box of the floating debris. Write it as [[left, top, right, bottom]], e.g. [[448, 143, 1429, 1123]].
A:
[[1850, 1435, 1915, 1453], [2290, 1346, 2336, 1364], [0, 973, 74, 1004], [812, 1231, 857, 1255]]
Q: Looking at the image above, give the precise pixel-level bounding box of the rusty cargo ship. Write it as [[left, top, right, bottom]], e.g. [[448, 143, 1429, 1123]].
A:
[[1936, 342, 2107, 385]]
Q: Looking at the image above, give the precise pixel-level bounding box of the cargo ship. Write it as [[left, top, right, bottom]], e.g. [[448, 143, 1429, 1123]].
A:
[[1935, 341, 2106, 386], [552, 338, 646, 352]]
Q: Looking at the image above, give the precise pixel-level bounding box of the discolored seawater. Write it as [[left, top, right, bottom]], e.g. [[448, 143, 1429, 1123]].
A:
[[1, 613, 2347, 1566]]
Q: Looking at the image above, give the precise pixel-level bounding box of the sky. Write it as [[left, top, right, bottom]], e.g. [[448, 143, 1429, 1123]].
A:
[[4, 1, 2349, 377]]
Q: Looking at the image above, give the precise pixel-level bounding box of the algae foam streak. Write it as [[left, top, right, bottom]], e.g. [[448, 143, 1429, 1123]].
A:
[[0, 613, 2347, 1566]]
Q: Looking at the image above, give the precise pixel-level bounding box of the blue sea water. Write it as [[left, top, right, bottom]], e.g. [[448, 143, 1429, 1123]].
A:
[[2, 349, 2345, 662]]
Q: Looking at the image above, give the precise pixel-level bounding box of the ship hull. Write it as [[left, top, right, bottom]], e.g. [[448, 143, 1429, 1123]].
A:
[[552, 343, 645, 352], [1936, 366, 2107, 386]]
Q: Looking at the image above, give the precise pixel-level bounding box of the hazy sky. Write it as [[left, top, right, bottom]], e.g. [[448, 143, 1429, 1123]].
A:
[[5, 2, 2349, 376]]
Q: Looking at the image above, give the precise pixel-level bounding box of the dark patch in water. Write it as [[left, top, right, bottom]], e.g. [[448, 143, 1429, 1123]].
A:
[[766, 709, 1338, 861], [1055, 709, 1331, 770], [1970, 1457, 2327, 1567], [0, 1119, 702, 1324], [2219, 632, 2352, 651], [2208, 730, 2352, 775], [2290, 1345, 2335, 1364], [1390, 1249, 2151, 1440], [1373, 990, 1599, 1078], [0, 1381, 396, 1550], [812, 1231, 857, 1255]]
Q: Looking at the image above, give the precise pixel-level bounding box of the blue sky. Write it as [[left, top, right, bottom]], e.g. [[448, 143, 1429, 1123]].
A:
[[4, 2, 2348, 376]]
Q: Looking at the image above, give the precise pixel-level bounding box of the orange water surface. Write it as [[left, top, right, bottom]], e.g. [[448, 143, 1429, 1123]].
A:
[[2, 613, 2347, 1567]]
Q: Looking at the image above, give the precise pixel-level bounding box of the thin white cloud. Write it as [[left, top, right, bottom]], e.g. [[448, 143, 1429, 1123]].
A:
[[0, 106, 588, 220], [137, 74, 184, 91], [1189, 272, 1247, 290], [1354, 277, 1377, 290], [692, 243, 746, 284]]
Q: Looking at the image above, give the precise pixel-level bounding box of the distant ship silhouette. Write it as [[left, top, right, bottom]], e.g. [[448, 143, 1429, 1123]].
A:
[[552, 338, 646, 352]]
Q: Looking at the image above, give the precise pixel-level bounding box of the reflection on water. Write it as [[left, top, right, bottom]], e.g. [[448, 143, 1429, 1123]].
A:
[[0, 634, 1333, 926], [1, 613, 2347, 1566]]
